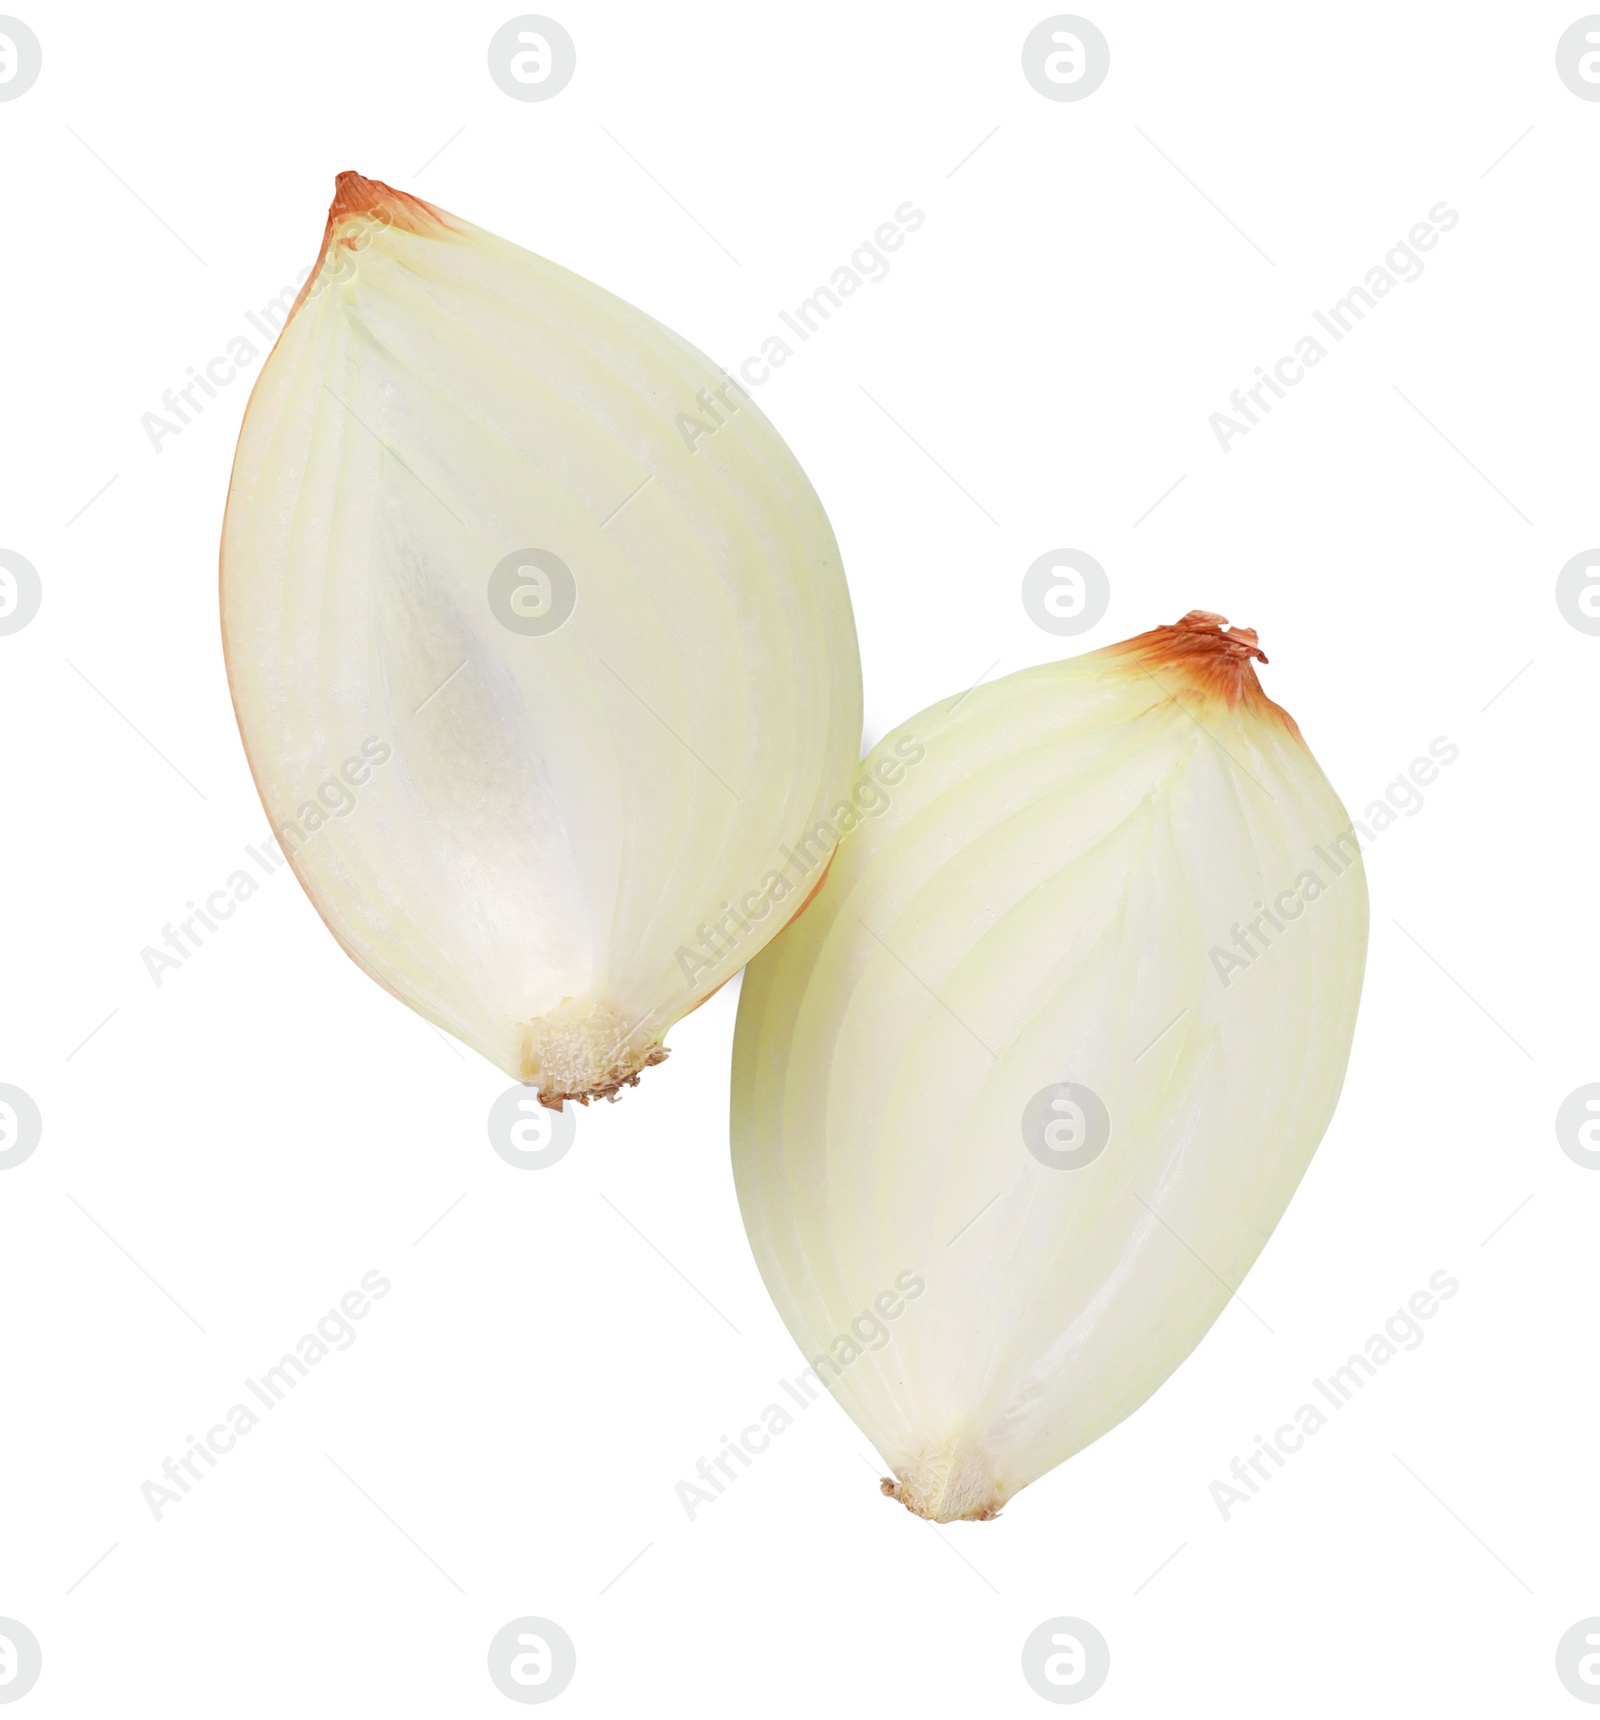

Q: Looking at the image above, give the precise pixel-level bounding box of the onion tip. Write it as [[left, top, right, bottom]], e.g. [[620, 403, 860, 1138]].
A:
[[285, 170, 457, 329], [1112, 609, 1303, 737]]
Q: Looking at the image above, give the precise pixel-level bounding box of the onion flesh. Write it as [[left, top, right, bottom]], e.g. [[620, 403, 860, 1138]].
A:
[[221, 173, 862, 1101], [731, 613, 1368, 1520]]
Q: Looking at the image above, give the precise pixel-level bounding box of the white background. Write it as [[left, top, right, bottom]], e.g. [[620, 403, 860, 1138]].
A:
[[1, 1, 1596, 1713]]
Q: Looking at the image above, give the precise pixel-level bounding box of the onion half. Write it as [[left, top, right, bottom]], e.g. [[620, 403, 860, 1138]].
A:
[[221, 173, 861, 1102], [731, 613, 1367, 1520]]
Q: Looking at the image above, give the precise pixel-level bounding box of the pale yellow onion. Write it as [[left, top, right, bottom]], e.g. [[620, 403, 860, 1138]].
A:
[[222, 173, 861, 1101], [731, 613, 1367, 1520]]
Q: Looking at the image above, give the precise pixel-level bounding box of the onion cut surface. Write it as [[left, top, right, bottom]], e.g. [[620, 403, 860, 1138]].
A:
[[222, 173, 861, 1102]]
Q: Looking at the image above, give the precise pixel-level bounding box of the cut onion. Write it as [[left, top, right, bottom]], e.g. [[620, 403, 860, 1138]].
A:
[[221, 173, 861, 1102], [731, 613, 1367, 1520]]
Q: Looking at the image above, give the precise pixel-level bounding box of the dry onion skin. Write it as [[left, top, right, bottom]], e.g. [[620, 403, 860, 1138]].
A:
[[731, 613, 1367, 1521], [221, 173, 861, 1103]]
